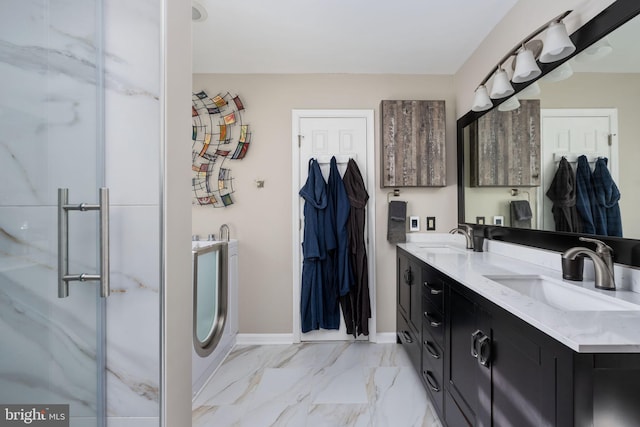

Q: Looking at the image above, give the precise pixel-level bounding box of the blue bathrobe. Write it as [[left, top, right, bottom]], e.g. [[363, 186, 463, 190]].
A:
[[325, 157, 352, 332], [592, 157, 622, 237], [299, 159, 329, 332], [575, 155, 597, 235]]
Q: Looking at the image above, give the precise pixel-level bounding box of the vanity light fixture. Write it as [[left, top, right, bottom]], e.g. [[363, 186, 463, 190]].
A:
[[512, 44, 542, 83], [498, 95, 520, 112], [489, 67, 515, 99], [541, 62, 574, 83], [539, 21, 576, 63], [470, 10, 572, 111], [472, 85, 493, 112], [574, 37, 613, 63]]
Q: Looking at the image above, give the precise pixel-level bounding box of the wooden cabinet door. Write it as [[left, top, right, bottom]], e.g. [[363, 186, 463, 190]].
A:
[[447, 286, 482, 426], [409, 259, 423, 331], [381, 100, 446, 187], [470, 99, 541, 187], [397, 252, 411, 321]]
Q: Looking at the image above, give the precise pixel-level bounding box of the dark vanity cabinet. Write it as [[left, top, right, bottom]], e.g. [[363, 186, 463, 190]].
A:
[[397, 251, 422, 372], [397, 247, 640, 426], [446, 283, 570, 426]]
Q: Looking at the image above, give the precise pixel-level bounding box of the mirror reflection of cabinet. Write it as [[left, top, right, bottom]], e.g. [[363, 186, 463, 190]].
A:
[[469, 100, 541, 187]]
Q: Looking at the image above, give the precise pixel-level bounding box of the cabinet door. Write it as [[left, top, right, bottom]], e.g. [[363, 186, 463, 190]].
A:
[[447, 287, 482, 426], [397, 253, 411, 320], [409, 259, 422, 331], [381, 100, 446, 187], [470, 99, 541, 187], [490, 310, 559, 427]]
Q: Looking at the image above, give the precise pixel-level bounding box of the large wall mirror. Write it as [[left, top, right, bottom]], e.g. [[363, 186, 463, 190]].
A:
[[457, 0, 640, 267]]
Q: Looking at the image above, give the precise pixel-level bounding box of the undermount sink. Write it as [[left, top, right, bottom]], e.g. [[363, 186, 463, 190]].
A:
[[484, 274, 640, 312]]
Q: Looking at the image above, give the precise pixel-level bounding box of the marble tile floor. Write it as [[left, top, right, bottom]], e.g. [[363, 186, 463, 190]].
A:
[[192, 342, 443, 427]]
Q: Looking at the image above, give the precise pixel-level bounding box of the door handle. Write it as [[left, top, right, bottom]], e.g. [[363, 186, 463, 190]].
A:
[[58, 188, 110, 298], [403, 268, 413, 285], [477, 335, 492, 368], [471, 330, 483, 358]]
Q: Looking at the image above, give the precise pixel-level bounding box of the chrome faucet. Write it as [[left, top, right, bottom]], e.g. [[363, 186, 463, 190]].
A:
[[562, 237, 615, 290], [219, 224, 230, 242], [450, 224, 474, 250]]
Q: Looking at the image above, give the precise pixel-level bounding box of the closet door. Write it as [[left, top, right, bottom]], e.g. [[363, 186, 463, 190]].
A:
[[296, 113, 370, 342]]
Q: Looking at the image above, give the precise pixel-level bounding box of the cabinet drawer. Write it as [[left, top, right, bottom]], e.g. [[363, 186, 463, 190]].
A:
[[422, 298, 444, 348], [397, 311, 420, 373], [422, 269, 444, 312], [422, 353, 444, 417]]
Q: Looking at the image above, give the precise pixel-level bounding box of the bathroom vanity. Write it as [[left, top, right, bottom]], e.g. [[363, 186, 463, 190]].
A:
[[397, 241, 640, 427]]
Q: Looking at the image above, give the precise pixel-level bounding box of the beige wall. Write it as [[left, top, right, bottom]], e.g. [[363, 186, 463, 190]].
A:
[[454, 0, 615, 118], [192, 74, 458, 334]]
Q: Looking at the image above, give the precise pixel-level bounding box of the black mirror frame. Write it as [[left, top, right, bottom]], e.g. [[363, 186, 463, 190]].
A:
[[457, 0, 640, 267]]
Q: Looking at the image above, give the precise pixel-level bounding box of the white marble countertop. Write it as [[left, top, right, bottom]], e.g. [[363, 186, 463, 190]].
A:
[[398, 235, 640, 353]]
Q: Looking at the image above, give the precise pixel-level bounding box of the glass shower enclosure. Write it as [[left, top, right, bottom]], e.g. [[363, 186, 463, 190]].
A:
[[0, 0, 107, 425]]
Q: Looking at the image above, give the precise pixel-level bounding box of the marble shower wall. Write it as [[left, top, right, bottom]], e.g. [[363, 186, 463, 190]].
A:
[[104, 0, 161, 424], [0, 0, 163, 426]]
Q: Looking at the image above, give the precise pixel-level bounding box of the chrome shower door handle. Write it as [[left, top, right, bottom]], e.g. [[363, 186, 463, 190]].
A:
[[58, 188, 70, 298], [99, 188, 110, 298], [57, 188, 111, 298]]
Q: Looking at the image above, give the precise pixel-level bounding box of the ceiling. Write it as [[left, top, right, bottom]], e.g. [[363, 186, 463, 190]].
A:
[[192, 0, 520, 74]]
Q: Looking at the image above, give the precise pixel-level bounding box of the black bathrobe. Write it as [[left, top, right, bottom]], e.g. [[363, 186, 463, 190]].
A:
[[342, 159, 371, 337], [546, 157, 581, 233]]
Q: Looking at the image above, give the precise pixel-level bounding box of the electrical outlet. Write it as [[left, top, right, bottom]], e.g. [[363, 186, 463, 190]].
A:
[[426, 216, 436, 231], [409, 216, 420, 231], [476, 216, 485, 225]]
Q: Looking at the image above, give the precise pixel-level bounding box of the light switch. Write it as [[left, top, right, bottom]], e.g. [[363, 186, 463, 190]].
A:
[[426, 216, 436, 231]]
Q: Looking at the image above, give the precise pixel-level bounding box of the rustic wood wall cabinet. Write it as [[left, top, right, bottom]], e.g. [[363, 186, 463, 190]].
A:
[[469, 99, 541, 187], [381, 100, 446, 187]]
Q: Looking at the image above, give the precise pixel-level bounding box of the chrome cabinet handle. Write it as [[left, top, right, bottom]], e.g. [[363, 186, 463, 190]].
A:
[[58, 188, 110, 298], [424, 340, 441, 359], [424, 312, 442, 328], [477, 335, 492, 368], [424, 281, 442, 295], [471, 330, 483, 358], [402, 330, 413, 344], [423, 370, 441, 392]]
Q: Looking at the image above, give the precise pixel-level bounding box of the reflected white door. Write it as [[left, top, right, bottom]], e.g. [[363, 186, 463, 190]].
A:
[[0, 1, 105, 424], [293, 111, 375, 342], [540, 109, 618, 231]]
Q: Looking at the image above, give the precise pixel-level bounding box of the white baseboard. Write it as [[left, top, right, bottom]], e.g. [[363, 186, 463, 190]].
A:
[[373, 332, 398, 344], [236, 333, 294, 345], [236, 332, 398, 345]]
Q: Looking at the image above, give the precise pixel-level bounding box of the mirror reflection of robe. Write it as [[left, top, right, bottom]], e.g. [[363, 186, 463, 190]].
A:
[[546, 157, 581, 233]]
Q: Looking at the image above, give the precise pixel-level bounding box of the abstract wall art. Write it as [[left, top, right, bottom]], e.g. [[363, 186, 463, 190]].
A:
[[191, 91, 252, 207]]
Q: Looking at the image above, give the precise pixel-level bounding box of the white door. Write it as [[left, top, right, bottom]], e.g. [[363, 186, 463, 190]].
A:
[[540, 109, 618, 231], [292, 110, 375, 342]]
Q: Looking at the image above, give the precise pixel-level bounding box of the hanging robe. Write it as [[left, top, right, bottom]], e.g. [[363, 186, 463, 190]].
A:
[[592, 157, 622, 237], [545, 157, 581, 233], [325, 156, 351, 331], [575, 155, 597, 235], [299, 159, 329, 332], [342, 159, 371, 337]]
